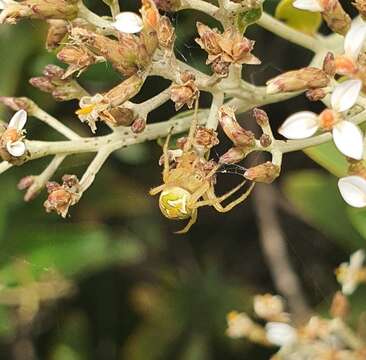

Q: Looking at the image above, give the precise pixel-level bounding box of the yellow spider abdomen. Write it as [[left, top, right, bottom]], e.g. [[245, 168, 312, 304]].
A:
[[159, 186, 192, 220]]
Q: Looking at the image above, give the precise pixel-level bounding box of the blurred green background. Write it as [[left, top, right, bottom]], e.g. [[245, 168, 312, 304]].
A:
[[0, 0, 365, 359]]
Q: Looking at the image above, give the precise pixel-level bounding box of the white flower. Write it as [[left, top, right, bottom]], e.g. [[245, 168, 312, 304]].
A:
[[76, 94, 109, 133], [265, 322, 297, 347], [292, 0, 323, 12], [338, 176, 366, 208], [278, 111, 319, 139], [226, 311, 253, 339], [2, 109, 27, 157], [343, 19, 366, 62], [336, 249, 365, 295], [279, 80, 364, 160], [112, 12, 143, 34]]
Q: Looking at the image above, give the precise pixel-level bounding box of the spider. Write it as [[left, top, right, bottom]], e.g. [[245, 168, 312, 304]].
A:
[[149, 102, 255, 233]]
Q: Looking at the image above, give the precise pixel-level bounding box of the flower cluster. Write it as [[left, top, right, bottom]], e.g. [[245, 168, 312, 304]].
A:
[[227, 251, 366, 358]]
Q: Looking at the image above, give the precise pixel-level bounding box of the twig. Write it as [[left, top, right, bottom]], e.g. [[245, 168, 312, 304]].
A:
[[253, 184, 311, 323]]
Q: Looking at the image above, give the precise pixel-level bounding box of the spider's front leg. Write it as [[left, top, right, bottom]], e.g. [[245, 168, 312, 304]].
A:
[[194, 182, 254, 212], [175, 209, 198, 234]]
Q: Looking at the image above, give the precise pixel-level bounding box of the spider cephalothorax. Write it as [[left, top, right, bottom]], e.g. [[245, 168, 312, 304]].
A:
[[150, 104, 254, 233]]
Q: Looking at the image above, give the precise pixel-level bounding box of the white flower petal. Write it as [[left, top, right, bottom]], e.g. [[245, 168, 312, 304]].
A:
[[350, 249, 365, 270], [265, 322, 297, 347], [331, 80, 362, 113], [112, 12, 143, 34], [0, 0, 5, 10], [344, 20, 366, 60], [292, 0, 323, 12], [332, 120, 364, 160], [278, 111, 319, 139], [8, 109, 27, 131], [338, 176, 366, 208], [6, 140, 26, 157]]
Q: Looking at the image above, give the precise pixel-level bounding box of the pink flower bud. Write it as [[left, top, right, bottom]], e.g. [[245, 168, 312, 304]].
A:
[[218, 106, 255, 148], [244, 162, 280, 184]]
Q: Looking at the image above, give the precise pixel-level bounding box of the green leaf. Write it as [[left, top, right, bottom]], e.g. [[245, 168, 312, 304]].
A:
[[304, 141, 348, 177], [283, 170, 364, 250], [0, 225, 146, 284], [275, 0, 322, 34], [348, 207, 366, 240]]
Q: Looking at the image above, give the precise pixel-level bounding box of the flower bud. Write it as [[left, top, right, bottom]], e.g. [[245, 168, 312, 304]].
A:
[[45, 19, 68, 51], [321, 0, 351, 35], [170, 75, 199, 111], [57, 45, 102, 78], [353, 0, 366, 19], [194, 127, 219, 152], [109, 107, 135, 126], [70, 28, 150, 77], [131, 118, 146, 133], [219, 147, 246, 164], [218, 106, 255, 148], [260, 134, 272, 147], [153, 0, 181, 11], [17, 176, 35, 191], [306, 88, 327, 101], [266, 67, 329, 94], [44, 175, 80, 218], [0, 0, 79, 24], [196, 22, 222, 56], [1, 96, 32, 111], [29, 65, 88, 101], [323, 52, 336, 76], [158, 16, 175, 49], [244, 162, 280, 183], [253, 108, 269, 128]]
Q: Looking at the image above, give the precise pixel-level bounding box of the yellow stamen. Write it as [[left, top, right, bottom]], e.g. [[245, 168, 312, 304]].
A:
[[76, 105, 94, 116]]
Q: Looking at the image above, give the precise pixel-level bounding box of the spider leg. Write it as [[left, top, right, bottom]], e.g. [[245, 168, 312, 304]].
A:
[[205, 183, 255, 213], [193, 180, 247, 209], [149, 184, 165, 196], [187, 182, 210, 208], [184, 98, 199, 152], [175, 209, 198, 234], [163, 128, 173, 181]]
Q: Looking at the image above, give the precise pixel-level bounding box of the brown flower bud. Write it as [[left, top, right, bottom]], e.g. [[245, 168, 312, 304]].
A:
[[0, 0, 79, 24], [70, 28, 150, 77], [353, 0, 366, 19], [0, 97, 36, 114], [219, 147, 246, 164], [194, 127, 219, 151], [170, 78, 199, 110], [196, 22, 222, 56], [46, 19, 68, 51], [253, 108, 269, 128], [330, 291, 349, 319], [244, 162, 280, 183], [320, 0, 351, 35], [266, 67, 329, 94], [44, 175, 80, 218], [180, 71, 195, 83], [109, 107, 135, 126], [306, 88, 327, 101], [57, 45, 101, 78], [211, 58, 230, 78], [218, 106, 255, 148], [260, 134, 272, 147], [153, 0, 181, 11], [158, 16, 175, 49], [323, 52, 336, 77], [131, 118, 146, 133], [29, 65, 87, 101]]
